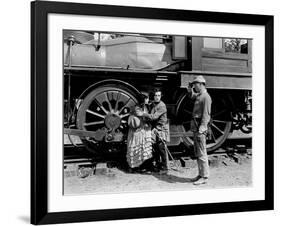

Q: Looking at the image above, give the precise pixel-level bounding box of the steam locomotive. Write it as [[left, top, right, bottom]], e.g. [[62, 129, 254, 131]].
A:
[[64, 30, 252, 154]]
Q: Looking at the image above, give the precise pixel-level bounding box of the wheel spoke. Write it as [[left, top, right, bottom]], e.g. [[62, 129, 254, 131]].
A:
[[120, 113, 130, 118], [117, 97, 132, 114], [83, 120, 104, 126], [86, 109, 105, 119], [211, 123, 224, 135], [211, 129, 217, 142], [94, 99, 108, 114], [212, 119, 228, 124], [114, 92, 121, 112], [213, 109, 226, 117], [106, 92, 113, 112], [97, 92, 113, 112], [184, 109, 193, 115]]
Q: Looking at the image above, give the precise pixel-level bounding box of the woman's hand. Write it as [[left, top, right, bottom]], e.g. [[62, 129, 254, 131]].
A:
[[135, 109, 144, 116]]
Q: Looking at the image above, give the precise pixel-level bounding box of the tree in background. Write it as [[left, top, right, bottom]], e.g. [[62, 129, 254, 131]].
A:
[[224, 39, 248, 53]]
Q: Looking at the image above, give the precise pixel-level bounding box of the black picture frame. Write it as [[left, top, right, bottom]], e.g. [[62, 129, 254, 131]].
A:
[[31, 0, 274, 224]]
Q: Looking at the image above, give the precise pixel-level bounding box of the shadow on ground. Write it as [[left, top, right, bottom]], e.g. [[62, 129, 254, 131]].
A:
[[151, 172, 194, 183]]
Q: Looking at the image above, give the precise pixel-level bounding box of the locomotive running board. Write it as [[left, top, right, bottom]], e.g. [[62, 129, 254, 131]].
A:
[[64, 128, 99, 138]]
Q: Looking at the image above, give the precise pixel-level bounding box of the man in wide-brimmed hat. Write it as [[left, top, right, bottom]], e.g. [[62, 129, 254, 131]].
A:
[[187, 75, 212, 185]]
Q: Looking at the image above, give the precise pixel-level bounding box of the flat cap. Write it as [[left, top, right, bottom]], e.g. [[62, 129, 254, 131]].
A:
[[192, 75, 206, 84]]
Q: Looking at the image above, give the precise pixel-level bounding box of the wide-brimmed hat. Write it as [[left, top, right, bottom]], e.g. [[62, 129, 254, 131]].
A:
[[192, 75, 206, 84]]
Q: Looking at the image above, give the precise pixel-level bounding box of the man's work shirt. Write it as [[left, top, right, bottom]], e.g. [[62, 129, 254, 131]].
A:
[[143, 100, 170, 142], [189, 89, 212, 133]]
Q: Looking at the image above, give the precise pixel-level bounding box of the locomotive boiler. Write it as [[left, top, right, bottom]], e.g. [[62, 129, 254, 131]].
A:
[[64, 31, 252, 154]]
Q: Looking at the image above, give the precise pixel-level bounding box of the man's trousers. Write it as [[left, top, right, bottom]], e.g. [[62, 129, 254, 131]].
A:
[[193, 132, 210, 178]]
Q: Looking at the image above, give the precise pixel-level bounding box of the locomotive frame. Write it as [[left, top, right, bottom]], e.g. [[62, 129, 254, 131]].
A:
[[31, 1, 274, 225]]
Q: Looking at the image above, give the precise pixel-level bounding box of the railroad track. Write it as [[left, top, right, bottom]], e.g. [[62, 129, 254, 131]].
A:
[[64, 139, 252, 179], [64, 138, 251, 166]]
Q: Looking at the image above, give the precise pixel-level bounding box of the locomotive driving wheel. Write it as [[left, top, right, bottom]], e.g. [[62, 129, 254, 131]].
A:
[[76, 84, 139, 153], [176, 94, 232, 153]]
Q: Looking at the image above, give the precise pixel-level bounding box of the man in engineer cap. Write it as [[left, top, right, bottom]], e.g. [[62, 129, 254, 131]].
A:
[[187, 75, 212, 185]]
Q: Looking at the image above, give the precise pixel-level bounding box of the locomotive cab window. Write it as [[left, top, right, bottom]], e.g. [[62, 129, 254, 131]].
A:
[[224, 38, 248, 54], [203, 38, 223, 49], [203, 37, 248, 54]]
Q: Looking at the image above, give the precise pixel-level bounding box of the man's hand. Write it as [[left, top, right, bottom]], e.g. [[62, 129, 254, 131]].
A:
[[135, 109, 144, 117], [199, 125, 206, 134], [186, 87, 193, 93], [186, 82, 193, 93]]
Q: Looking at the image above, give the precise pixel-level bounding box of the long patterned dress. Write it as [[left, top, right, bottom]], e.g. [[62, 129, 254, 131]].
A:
[[126, 106, 153, 168]]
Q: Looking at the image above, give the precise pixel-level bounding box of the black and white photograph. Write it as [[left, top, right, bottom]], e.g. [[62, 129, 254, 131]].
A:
[[1, 0, 279, 225], [63, 30, 253, 195], [29, 1, 274, 224]]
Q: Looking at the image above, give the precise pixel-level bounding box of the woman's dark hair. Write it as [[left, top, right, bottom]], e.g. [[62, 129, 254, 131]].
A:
[[153, 88, 162, 95], [140, 93, 149, 104]]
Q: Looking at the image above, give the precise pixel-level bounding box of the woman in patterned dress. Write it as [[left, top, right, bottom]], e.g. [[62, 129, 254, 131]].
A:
[[126, 93, 153, 172]]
